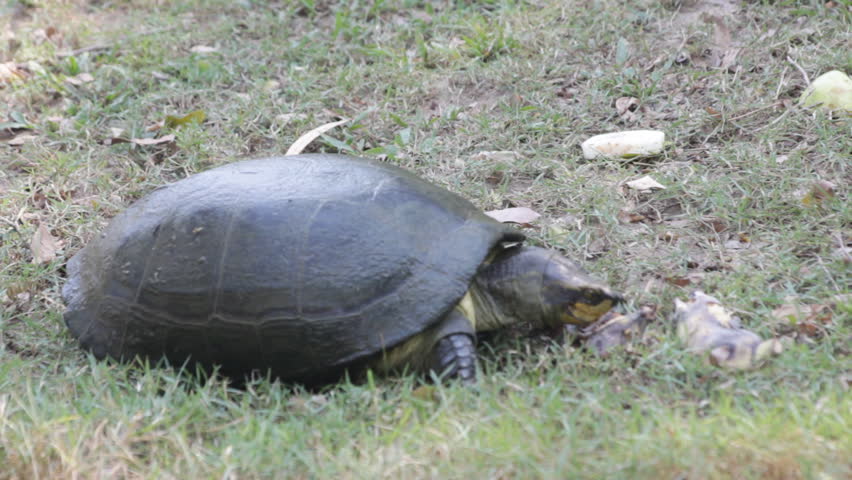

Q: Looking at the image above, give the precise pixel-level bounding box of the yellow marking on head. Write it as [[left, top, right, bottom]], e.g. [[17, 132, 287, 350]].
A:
[[562, 299, 614, 325]]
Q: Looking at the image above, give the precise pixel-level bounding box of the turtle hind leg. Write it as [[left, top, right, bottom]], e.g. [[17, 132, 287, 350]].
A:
[[429, 333, 476, 384]]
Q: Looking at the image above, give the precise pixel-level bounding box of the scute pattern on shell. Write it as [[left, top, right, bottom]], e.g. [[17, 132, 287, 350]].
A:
[[63, 154, 523, 382]]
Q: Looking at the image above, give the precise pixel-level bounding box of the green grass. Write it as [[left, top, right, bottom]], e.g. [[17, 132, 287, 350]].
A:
[[1, 0, 850, 478]]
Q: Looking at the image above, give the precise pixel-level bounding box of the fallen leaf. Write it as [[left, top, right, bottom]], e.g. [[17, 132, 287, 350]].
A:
[[617, 210, 646, 224], [131, 134, 175, 146], [801, 180, 836, 206], [660, 231, 678, 242], [31, 191, 47, 209], [31, 223, 62, 264], [6, 133, 36, 146], [703, 14, 741, 71], [190, 45, 218, 54], [0, 61, 28, 84], [586, 233, 610, 258], [615, 97, 639, 117], [771, 299, 841, 339], [664, 273, 705, 287], [484, 207, 541, 225], [64, 72, 94, 85], [485, 170, 504, 186], [705, 106, 723, 120], [165, 110, 206, 128], [145, 120, 165, 132], [626, 175, 666, 191], [286, 119, 349, 155], [699, 217, 728, 233]]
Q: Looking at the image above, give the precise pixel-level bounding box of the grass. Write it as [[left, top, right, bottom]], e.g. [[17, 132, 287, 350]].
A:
[[1, 0, 850, 478]]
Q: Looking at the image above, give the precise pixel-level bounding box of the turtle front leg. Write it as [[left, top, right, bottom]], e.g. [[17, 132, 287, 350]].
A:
[[427, 309, 477, 384], [366, 308, 477, 383], [429, 332, 476, 383]]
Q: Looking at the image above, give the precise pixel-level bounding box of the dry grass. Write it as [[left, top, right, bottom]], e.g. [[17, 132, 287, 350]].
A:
[[1, 0, 850, 478]]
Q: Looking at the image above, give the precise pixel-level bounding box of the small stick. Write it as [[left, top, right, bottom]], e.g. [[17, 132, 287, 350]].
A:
[[787, 55, 810, 85], [57, 44, 111, 58]]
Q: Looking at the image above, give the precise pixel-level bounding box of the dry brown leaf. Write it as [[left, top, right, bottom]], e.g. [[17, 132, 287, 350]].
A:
[[772, 303, 831, 338], [31, 223, 61, 264], [615, 96, 639, 116], [700, 217, 728, 233], [484, 207, 541, 225], [285, 119, 349, 156], [772, 302, 831, 324], [145, 120, 165, 132], [131, 134, 175, 146], [705, 14, 741, 70], [801, 180, 837, 206], [705, 106, 723, 120], [0, 61, 28, 84], [617, 210, 646, 224], [665, 271, 705, 287]]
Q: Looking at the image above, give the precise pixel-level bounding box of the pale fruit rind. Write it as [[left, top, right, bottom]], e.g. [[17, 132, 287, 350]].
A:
[[799, 70, 852, 112], [581, 130, 665, 160]]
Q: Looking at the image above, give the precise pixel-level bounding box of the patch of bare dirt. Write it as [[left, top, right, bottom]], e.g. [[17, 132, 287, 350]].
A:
[[670, 0, 739, 29], [421, 76, 510, 117]]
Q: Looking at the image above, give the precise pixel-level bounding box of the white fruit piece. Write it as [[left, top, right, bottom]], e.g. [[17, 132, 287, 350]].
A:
[[581, 130, 665, 160]]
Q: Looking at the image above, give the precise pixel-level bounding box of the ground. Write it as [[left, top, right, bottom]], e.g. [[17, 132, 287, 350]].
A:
[[1, 0, 850, 478]]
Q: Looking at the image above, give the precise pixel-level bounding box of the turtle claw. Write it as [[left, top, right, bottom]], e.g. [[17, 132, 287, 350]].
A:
[[429, 334, 477, 384]]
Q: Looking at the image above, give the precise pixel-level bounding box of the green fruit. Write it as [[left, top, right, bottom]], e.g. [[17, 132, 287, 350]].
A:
[[799, 70, 852, 112]]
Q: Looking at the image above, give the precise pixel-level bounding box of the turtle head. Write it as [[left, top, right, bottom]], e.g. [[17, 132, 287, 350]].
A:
[[538, 249, 623, 326], [476, 246, 623, 329]]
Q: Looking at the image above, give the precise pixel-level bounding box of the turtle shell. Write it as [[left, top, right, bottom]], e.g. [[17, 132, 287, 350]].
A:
[[63, 154, 523, 381]]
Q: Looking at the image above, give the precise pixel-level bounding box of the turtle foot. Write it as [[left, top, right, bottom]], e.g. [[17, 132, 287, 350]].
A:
[[430, 334, 476, 384]]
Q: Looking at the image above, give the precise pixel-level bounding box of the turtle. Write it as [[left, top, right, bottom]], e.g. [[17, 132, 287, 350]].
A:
[[63, 154, 623, 385]]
